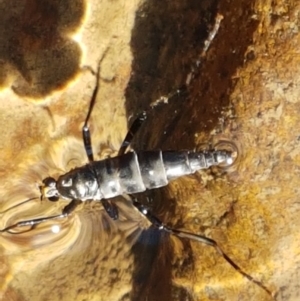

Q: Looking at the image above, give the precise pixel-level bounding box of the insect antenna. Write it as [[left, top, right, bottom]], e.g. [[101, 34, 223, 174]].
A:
[[0, 213, 67, 234], [0, 197, 40, 234], [0, 199, 80, 234], [0, 197, 40, 214]]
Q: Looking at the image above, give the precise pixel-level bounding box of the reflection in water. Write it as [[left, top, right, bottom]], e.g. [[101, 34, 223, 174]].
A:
[[51, 224, 61, 234], [0, 134, 241, 300], [1, 197, 150, 301], [0, 137, 149, 300]]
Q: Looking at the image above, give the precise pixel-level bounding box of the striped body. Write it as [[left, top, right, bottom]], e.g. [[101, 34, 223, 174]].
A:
[[55, 150, 231, 201]]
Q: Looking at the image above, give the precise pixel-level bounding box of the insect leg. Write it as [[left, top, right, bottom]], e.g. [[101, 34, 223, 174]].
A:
[[82, 62, 101, 162], [118, 88, 184, 156], [132, 199, 274, 299], [118, 110, 147, 156], [0, 199, 81, 234], [102, 199, 119, 220]]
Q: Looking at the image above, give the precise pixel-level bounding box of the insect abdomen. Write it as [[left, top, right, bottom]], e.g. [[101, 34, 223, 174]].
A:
[[91, 150, 229, 199], [91, 151, 165, 198]]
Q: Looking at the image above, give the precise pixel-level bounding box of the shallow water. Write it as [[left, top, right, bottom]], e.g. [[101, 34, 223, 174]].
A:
[[0, 0, 300, 301]]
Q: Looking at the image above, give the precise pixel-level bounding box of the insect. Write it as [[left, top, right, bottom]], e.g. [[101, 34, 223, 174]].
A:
[[0, 66, 235, 231], [0, 64, 273, 298], [0, 15, 274, 299]]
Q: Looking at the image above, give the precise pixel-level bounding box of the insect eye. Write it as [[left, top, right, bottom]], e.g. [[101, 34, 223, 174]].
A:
[[43, 177, 56, 187], [48, 196, 59, 202]]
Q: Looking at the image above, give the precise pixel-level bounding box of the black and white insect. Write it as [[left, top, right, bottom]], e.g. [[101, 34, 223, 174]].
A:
[[0, 65, 272, 298], [0, 15, 274, 299], [0, 65, 235, 233]]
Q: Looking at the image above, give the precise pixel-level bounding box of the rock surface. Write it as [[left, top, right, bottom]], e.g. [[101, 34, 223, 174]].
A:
[[0, 0, 299, 301]]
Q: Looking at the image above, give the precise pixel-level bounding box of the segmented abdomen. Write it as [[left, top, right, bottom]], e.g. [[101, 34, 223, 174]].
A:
[[90, 150, 224, 199]]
